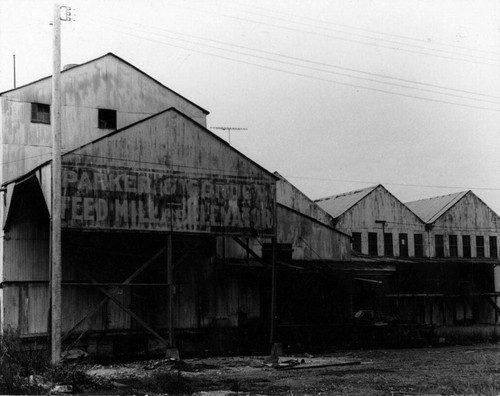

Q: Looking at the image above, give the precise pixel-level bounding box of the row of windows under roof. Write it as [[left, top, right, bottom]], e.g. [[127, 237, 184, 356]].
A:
[[352, 232, 498, 259], [31, 103, 117, 129], [352, 232, 423, 257], [435, 234, 497, 258]]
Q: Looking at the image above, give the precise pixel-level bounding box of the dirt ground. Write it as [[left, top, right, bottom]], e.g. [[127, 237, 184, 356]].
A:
[[85, 344, 500, 395]]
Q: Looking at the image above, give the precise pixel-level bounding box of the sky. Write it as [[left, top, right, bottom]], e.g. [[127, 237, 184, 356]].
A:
[[1, 0, 500, 212]]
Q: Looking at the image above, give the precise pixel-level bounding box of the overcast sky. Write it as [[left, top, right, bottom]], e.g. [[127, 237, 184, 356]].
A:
[[1, 0, 500, 213]]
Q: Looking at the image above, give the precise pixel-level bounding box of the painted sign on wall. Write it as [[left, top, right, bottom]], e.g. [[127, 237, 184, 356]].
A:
[[61, 165, 275, 235]]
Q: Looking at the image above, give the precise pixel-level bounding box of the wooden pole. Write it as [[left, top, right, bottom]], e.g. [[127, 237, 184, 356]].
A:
[[270, 195, 278, 345], [50, 3, 62, 366], [168, 233, 174, 347], [12, 54, 16, 88]]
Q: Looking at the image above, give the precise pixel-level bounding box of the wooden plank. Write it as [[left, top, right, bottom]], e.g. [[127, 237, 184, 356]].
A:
[[78, 268, 169, 347]]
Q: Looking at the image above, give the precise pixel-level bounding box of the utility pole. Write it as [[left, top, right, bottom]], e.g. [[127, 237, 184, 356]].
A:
[[50, 3, 72, 366], [210, 126, 247, 145], [51, 2, 62, 366], [13, 55, 16, 88]]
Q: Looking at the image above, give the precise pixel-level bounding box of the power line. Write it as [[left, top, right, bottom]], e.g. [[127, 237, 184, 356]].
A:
[[103, 16, 500, 102], [166, 3, 500, 68], [82, 20, 500, 113], [219, 0, 500, 59], [284, 175, 500, 192], [210, 1, 499, 63]]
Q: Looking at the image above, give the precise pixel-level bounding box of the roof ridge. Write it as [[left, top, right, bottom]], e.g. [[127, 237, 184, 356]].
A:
[[314, 184, 379, 203], [405, 190, 469, 204]]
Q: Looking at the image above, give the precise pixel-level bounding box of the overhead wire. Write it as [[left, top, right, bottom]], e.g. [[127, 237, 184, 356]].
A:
[[164, 2, 500, 68], [101, 15, 500, 102], [285, 175, 500, 192], [217, 0, 500, 58], [81, 20, 500, 113]]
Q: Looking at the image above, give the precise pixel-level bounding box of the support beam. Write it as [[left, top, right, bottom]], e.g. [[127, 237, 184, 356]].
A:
[[63, 246, 192, 342], [61, 297, 108, 342], [270, 235, 277, 345], [167, 234, 174, 347], [232, 237, 267, 266], [123, 247, 166, 284], [77, 268, 169, 348]]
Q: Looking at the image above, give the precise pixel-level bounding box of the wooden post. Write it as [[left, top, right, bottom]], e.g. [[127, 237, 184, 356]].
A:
[[50, 2, 62, 366], [270, 235, 277, 345], [269, 195, 278, 345], [168, 233, 174, 347]]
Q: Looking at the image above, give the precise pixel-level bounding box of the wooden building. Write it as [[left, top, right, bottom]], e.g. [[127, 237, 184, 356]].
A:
[[317, 185, 500, 330], [0, 54, 352, 356], [315, 184, 427, 258], [403, 191, 500, 327]]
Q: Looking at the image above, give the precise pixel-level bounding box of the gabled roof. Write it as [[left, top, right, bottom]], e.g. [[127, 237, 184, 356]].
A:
[[405, 191, 469, 224], [0, 52, 209, 115], [2, 107, 277, 187], [314, 185, 379, 219]]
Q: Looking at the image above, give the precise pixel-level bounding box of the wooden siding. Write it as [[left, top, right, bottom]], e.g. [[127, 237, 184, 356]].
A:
[[61, 110, 276, 235], [428, 192, 500, 258], [277, 206, 350, 261], [1, 54, 207, 184], [334, 186, 427, 257], [276, 176, 334, 227]]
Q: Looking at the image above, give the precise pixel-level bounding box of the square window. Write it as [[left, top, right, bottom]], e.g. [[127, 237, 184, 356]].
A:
[[98, 108, 117, 129], [31, 103, 50, 124]]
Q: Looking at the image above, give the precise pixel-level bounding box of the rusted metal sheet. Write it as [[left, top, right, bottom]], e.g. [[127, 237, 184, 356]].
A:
[[61, 109, 276, 235], [319, 185, 427, 257], [406, 191, 469, 224], [277, 206, 350, 261], [315, 185, 379, 219], [61, 165, 274, 234], [1, 53, 208, 184], [275, 173, 334, 227]]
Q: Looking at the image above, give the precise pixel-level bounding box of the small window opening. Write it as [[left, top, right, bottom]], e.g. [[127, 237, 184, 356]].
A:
[[31, 103, 51, 124], [98, 108, 117, 129]]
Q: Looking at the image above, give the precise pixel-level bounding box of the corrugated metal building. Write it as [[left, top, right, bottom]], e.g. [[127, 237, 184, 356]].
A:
[[0, 54, 352, 355], [316, 185, 500, 329]]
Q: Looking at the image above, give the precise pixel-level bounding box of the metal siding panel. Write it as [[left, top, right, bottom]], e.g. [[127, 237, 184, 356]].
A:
[[61, 111, 275, 235]]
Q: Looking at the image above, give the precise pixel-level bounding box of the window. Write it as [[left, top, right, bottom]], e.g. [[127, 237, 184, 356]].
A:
[[463, 235, 471, 258], [414, 234, 424, 257], [351, 232, 362, 253], [384, 233, 393, 256], [368, 232, 378, 256], [476, 236, 485, 258], [98, 108, 117, 129], [435, 235, 444, 257], [399, 233, 408, 257], [31, 103, 50, 124], [449, 235, 458, 257], [490, 236, 498, 258]]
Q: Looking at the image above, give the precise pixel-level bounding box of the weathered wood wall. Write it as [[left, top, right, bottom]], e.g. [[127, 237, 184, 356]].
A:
[[428, 192, 500, 258], [333, 186, 427, 257], [61, 109, 276, 235], [0, 54, 207, 184]]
